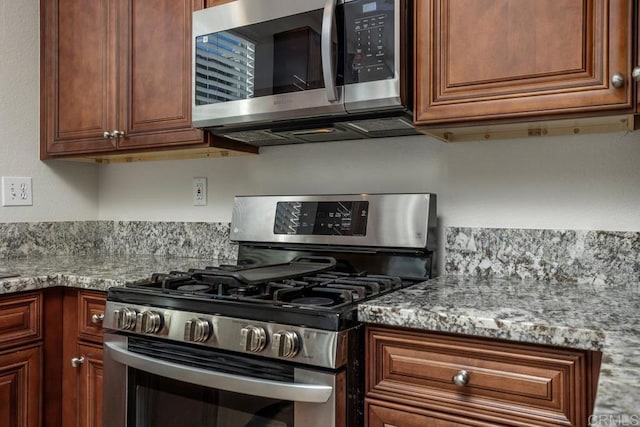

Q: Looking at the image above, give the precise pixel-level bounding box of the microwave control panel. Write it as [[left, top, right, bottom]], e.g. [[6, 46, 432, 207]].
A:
[[344, 0, 395, 84], [274, 201, 369, 236]]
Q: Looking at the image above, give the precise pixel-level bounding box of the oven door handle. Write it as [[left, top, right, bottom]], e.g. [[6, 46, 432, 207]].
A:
[[104, 341, 334, 403]]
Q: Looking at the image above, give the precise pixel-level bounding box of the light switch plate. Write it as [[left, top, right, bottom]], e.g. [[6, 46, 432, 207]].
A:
[[2, 176, 33, 206]]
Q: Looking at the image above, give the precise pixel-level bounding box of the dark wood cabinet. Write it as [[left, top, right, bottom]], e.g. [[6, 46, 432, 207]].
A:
[[61, 290, 106, 427], [415, 0, 633, 126], [76, 343, 104, 427], [41, 0, 257, 161], [367, 400, 497, 427], [0, 292, 43, 427], [206, 0, 235, 6], [366, 326, 598, 427], [0, 344, 42, 427]]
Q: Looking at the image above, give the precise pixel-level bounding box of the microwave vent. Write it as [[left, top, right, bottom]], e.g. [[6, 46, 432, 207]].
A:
[[222, 130, 287, 144], [345, 117, 415, 133]]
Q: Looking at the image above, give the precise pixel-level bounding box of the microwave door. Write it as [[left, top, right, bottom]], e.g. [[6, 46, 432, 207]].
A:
[[343, 0, 404, 113], [192, 0, 345, 129]]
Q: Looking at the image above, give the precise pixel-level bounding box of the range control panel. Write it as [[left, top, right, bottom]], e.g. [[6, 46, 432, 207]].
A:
[[274, 201, 369, 236]]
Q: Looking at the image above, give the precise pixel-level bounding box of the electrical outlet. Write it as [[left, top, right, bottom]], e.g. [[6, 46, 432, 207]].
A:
[[2, 177, 33, 207], [193, 177, 207, 206]]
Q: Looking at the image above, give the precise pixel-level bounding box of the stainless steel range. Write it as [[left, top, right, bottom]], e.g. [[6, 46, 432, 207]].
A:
[[103, 193, 436, 427]]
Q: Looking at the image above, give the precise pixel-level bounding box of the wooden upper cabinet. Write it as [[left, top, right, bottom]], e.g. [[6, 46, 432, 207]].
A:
[[41, 0, 118, 155], [636, 4, 640, 112], [206, 0, 235, 6], [116, 0, 205, 149], [41, 0, 208, 157], [415, 0, 633, 126]]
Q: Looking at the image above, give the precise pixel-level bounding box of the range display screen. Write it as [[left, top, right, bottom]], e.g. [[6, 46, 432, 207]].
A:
[[274, 201, 369, 236]]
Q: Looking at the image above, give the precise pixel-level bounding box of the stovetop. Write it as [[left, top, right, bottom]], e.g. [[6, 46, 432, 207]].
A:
[[134, 265, 402, 306], [107, 263, 417, 331]]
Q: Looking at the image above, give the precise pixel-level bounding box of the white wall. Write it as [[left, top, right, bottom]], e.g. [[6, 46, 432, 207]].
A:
[[97, 130, 640, 232], [0, 0, 99, 222], [3, 0, 639, 232]]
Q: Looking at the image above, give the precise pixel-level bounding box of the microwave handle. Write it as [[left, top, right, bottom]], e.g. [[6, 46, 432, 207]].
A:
[[322, 0, 338, 102], [104, 340, 333, 403]]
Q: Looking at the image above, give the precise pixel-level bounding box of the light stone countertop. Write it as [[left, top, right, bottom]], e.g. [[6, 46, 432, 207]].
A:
[[0, 255, 229, 294], [358, 275, 640, 422]]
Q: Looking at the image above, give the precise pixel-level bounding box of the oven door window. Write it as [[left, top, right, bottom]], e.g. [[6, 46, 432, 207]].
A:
[[130, 369, 294, 427]]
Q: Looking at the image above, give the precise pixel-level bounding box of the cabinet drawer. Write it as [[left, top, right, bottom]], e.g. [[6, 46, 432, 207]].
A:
[[366, 399, 499, 427], [78, 291, 106, 343], [0, 292, 41, 348], [366, 327, 589, 426]]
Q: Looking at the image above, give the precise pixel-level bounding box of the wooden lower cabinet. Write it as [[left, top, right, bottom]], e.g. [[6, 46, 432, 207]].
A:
[[61, 290, 106, 427], [77, 343, 104, 427], [366, 326, 598, 427], [367, 400, 498, 427], [0, 343, 42, 427], [0, 291, 43, 427]]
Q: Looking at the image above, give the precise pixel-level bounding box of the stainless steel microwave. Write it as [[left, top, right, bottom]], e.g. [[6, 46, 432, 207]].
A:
[[192, 0, 417, 146]]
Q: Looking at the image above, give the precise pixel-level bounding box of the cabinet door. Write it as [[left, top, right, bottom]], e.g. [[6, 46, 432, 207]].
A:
[[77, 343, 104, 427], [41, 0, 118, 156], [415, 0, 632, 125], [0, 344, 42, 427], [116, 0, 207, 149]]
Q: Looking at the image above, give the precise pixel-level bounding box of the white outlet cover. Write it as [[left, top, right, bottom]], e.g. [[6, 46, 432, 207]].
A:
[[1, 176, 33, 207], [192, 177, 207, 206]]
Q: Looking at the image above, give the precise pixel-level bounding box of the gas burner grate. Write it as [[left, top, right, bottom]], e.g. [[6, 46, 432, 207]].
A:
[[127, 267, 408, 310]]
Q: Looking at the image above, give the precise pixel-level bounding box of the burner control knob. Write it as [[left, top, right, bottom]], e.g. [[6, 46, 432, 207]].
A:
[[184, 318, 212, 343], [140, 310, 163, 334], [273, 330, 300, 358], [114, 307, 137, 330], [240, 325, 267, 353]]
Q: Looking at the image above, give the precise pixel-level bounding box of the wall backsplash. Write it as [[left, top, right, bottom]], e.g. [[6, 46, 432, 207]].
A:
[[0, 221, 237, 260], [0, 221, 102, 258], [97, 221, 238, 260], [446, 227, 640, 285], [2, 222, 638, 285]]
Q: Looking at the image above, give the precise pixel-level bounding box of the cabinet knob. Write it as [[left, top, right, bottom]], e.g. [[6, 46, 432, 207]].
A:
[[611, 73, 625, 88], [71, 356, 85, 368], [91, 313, 104, 324], [632, 67, 640, 83], [452, 370, 470, 387], [103, 131, 114, 139], [113, 130, 126, 138]]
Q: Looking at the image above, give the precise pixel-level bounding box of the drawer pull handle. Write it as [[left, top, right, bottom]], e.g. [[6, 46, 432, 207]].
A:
[[452, 370, 470, 386], [91, 313, 105, 324]]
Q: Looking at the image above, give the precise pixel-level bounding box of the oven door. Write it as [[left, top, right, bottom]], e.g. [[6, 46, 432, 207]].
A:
[[103, 334, 344, 427], [192, 0, 345, 129]]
